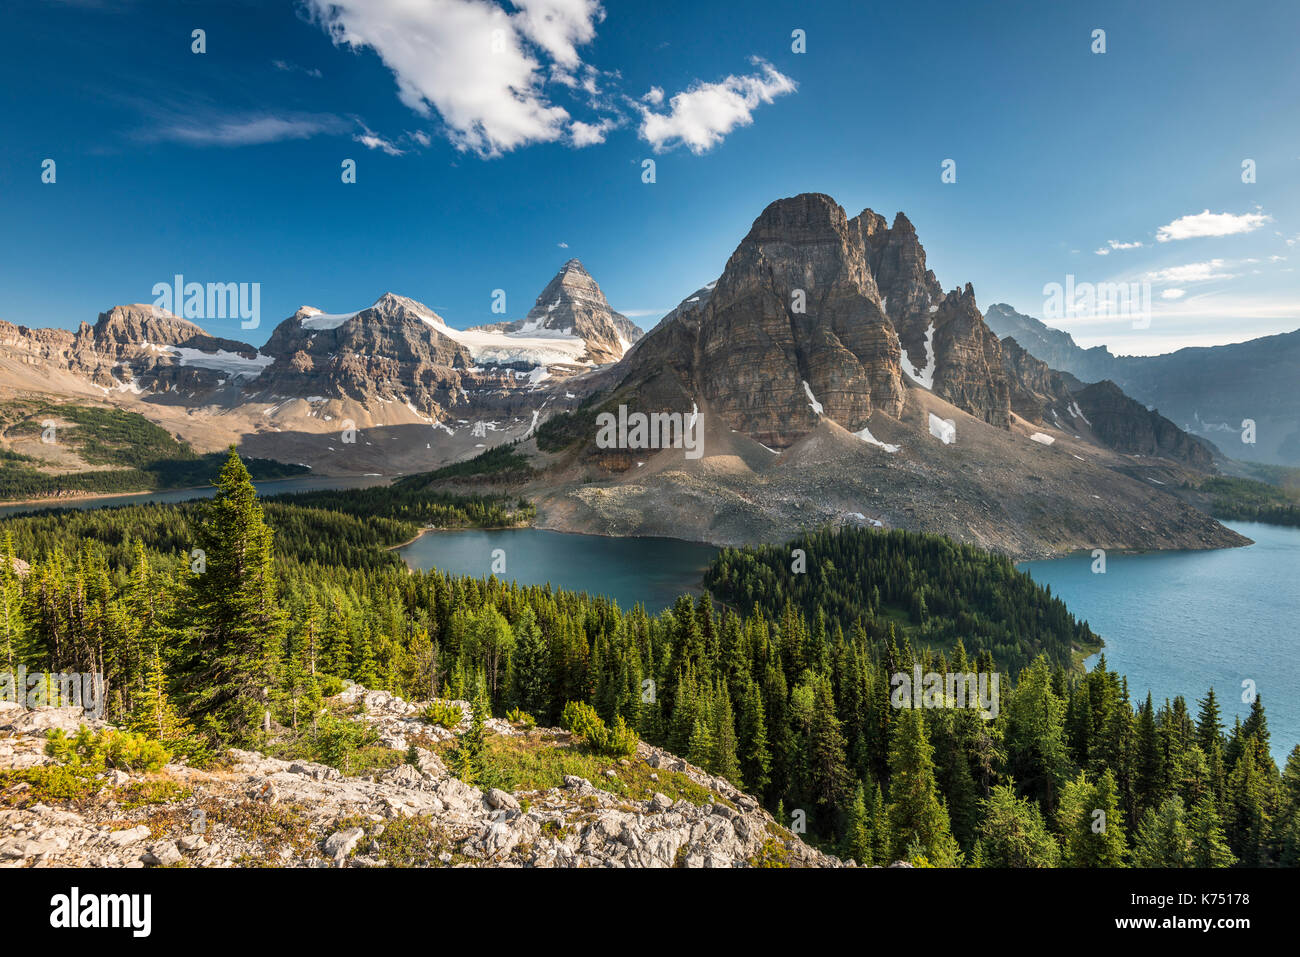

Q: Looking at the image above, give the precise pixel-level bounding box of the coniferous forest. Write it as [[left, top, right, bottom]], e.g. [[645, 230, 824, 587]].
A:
[[2, 450, 1297, 868]]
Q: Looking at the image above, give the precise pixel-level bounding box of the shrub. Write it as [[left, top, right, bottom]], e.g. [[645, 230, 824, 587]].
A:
[[313, 714, 379, 775], [45, 727, 171, 773], [421, 700, 465, 729], [560, 702, 638, 758], [318, 675, 346, 697], [560, 701, 604, 740], [591, 714, 638, 759], [505, 707, 536, 730]]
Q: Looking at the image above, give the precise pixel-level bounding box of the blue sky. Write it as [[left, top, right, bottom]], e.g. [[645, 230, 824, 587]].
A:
[[2, 0, 1297, 354]]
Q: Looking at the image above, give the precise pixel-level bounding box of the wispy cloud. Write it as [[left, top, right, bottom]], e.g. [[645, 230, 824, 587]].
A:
[[1094, 239, 1144, 255], [1156, 208, 1271, 242], [273, 59, 323, 79], [1146, 259, 1236, 283], [144, 111, 349, 147], [637, 58, 796, 154], [354, 123, 404, 155]]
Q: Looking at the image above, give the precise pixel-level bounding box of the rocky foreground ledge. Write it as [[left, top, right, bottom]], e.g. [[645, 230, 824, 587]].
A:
[[0, 687, 845, 869]]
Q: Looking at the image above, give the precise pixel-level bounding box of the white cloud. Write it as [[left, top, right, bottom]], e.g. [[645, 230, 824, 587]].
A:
[[273, 59, 323, 78], [1155, 208, 1271, 242], [305, 2, 791, 158], [411, 130, 432, 147], [1160, 288, 1186, 300], [557, 241, 569, 248], [1094, 247, 1110, 256], [1146, 260, 1236, 283], [512, 0, 603, 69], [638, 59, 796, 154], [306, 0, 588, 157], [569, 117, 617, 147]]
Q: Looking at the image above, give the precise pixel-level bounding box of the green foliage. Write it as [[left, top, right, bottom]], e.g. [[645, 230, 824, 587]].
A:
[[421, 700, 465, 729], [705, 526, 1099, 673], [45, 726, 171, 773], [561, 700, 605, 739], [560, 700, 639, 758], [401, 442, 535, 485], [535, 405, 600, 453], [312, 713, 383, 776], [1196, 475, 1300, 527], [505, 707, 536, 730]]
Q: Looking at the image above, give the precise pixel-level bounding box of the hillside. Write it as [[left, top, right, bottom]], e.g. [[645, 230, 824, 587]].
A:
[[0, 686, 839, 868]]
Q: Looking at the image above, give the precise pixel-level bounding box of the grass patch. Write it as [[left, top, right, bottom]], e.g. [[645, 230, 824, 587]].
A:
[[331, 813, 464, 867], [437, 732, 717, 806], [0, 765, 101, 807]]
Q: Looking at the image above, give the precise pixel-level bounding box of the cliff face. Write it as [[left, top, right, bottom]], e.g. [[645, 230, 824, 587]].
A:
[[1073, 379, 1218, 469], [694, 193, 906, 447], [614, 193, 1011, 447], [1001, 336, 1077, 424], [0, 305, 265, 399]]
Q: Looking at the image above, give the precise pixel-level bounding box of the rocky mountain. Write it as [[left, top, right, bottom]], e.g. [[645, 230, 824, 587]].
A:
[[254, 293, 480, 416], [0, 687, 842, 869], [0, 304, 267, 400], [983, 302, 1117, 382], [984, 302, 1300, 466], [608, 193, 1014, 449], [1071, 380, 1219, 470], [523, 193, 1244, 557], [474, 259, 643, 365], [0, 261, 637, 439], [859, 211, 1010, 427]]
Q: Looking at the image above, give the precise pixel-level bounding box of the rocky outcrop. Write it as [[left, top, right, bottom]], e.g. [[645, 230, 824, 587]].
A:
[[0, 691, 844, 869], [613, 193, 908, 448], [985, 302, 1300, 467]]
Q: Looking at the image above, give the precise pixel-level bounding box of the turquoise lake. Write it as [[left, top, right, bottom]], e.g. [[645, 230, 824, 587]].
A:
[[398, 528, 720, 614], [401, 522, 1298, 765], [1021, 522, 1298, 765]]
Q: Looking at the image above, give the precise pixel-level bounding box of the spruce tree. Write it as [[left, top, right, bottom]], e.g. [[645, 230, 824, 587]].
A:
[[183, 448, 285, 744], [886, 708, 961, 866]]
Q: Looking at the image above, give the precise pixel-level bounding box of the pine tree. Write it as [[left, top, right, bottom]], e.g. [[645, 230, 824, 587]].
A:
[[736, 679, 772, 797], [453, 679, 490, 785], [1131, 797, 1190, 867], [709, 687, 742, 784], [1187, 794, 1235, 867], [182, 449, 286, 743], [843, 783, 873, 866], [975, 784, 1061, 867], [510, 605, 549, 720], [1057, 770, 1127, 867], [886, 708, 961, 866], [1195, 687, 1223, 752]]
